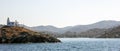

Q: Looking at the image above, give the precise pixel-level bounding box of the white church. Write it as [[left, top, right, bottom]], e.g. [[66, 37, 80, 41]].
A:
[[7, 17, 19, 26]]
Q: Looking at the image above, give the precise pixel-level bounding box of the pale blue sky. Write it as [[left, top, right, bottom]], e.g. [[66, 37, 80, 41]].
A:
[[0, 0, 120, 27]]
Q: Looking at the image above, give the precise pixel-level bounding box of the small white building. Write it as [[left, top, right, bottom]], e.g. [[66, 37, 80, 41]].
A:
[[7, 17, 19, 26]]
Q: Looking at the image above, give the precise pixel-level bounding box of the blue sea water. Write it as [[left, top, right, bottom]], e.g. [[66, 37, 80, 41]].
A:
[[0, 38, 120, 51]]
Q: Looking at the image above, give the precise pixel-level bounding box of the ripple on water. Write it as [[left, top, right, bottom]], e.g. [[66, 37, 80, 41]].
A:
[[0, 38, 120, 51]]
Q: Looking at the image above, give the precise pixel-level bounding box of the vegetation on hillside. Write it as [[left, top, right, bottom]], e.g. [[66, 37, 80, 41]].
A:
[[99, 26, 120, 38]]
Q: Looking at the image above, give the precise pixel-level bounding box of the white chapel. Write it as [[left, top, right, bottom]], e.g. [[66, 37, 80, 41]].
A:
[[7, 17, 19, 26]]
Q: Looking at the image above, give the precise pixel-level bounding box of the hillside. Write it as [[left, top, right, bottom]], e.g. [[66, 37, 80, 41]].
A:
[[0, 26, 61, 43], [52, 28, 106, 38], [78, 28, 106, 38], [25, 20, 120, 38], [99, 26, 120, 38], [30, 20, 120, 34]]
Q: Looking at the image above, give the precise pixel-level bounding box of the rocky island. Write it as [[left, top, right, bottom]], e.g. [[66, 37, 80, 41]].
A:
[[0, 26, 61, 43]]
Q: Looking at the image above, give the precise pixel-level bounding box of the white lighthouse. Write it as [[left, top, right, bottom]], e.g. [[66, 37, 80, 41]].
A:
[[7, 17, 19, 26]]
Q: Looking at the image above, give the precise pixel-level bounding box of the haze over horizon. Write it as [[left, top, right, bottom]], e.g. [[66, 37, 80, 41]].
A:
[[0, 0, 120, 28]]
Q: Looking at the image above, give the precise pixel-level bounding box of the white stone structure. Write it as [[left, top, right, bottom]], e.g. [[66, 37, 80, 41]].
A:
[[7, 17, 19, 26]]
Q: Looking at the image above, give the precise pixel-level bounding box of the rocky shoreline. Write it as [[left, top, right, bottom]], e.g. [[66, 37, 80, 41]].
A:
[[0, 26, 61, 43]]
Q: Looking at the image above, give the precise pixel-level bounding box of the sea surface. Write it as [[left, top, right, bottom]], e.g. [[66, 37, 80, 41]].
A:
[[0, 38, 120, 51]]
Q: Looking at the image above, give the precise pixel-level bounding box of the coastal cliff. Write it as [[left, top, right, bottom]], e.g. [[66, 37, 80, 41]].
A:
[[0, 26, 61, 43]]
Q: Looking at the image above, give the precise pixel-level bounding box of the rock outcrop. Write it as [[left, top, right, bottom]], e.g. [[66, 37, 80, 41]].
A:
[[0, 26, 61, 43]]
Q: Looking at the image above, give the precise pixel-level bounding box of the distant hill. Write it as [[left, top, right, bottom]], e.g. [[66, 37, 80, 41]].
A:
[[78, 28, 106, 38], [99, 26, 120, 38], [67, 20, 120, 33], [30, 20, 120, 34], [53, 28, 106, 38], [31, 25, 60, 32], [0, 26, 61, 43]]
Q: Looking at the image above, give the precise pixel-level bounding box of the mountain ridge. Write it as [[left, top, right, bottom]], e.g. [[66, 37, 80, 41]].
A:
[[29, 20, 120, 33]]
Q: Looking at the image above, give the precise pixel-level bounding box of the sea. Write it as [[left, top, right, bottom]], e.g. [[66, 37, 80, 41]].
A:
[[0, 38, 120, 51]]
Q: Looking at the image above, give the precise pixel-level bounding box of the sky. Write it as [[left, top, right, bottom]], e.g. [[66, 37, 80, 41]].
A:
[[0, 0, 120, 28]]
